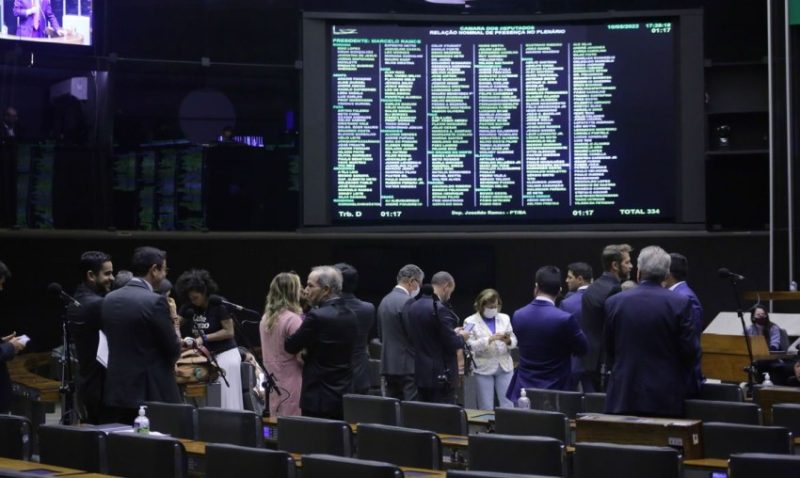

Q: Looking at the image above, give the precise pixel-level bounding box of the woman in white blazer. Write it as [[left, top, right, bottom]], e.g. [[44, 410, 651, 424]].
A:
[[463, 288, 517, 410]]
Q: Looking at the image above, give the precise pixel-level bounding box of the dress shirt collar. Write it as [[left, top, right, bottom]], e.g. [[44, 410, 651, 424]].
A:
[[669, 281, 686, 291], [131, 277, 153, 292], [534, 295, 555, 305]]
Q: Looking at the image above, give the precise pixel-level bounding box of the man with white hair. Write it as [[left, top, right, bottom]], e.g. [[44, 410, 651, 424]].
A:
[[285, 265, 358, 419], [603, 246, 700, 417]]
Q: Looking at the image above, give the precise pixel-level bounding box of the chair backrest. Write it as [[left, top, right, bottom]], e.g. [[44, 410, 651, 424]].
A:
[[145, 401, 197, 439], [357, 423, 441, 470], [778, 328, 790, 351], [468, 434, 564, 477], [368, 359, 382, 395], [493, 408, 569, 444], [0, 415, 32, 460], [698, 382, 745, 402], [771, 403, 800, 435], [197, 407, 262, 447], [107, 433, 187, 478], [729, 452, 800, 477], [277, 416, 353, 456], [447, 472, 559, 478], [205, 443, 296, 478], [343, 394, 401, 426], [526, 388, 585, 419], [702, 422, 793, 459], [240, 362, 265, 416], [583, 393, 606, 413], [301, 454, 402, 478], [38, 424, 107, 473], [400, 401, 468, 435], [685, 399, 762, 425], [573, 442, 682, 478]]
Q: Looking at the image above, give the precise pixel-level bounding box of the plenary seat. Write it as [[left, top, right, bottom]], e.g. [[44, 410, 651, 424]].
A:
[[107, 432, 187, 478], [205, 443, 296, 478], [38, 424, 107, 473], [277, 416, 353, 456], [698, 382, 745, 402], [400, 401, 468, 435], [145, 401, 197, 439], [573, 442, 682, 478], [493, 408, 570, 444], [301, 454, 402, 478], [196, 406, 262, 447], [0, 414, 32, 460], [702, 422, 793, 459], [684, 399, 762, 425], [728, 452, 800, 478], [356, 423, 441, 470], [468, 434, 564, 477], [343, 394, 401, 426], [526, 388, 585, 419]]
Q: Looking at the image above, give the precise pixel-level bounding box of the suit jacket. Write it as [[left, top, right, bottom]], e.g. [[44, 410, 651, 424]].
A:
[[405, 293, 462, 389], [671, 281, 704, 396], [507, 299, 588, 401], [580, 273, 621, 373], [0, 341, 14, 413], [13, 0, 60, 38], [285, 297, 358, 417], [560, 288, 587, 377], [67, 284, 106, 411], [463, 312, 517, 375], [604, 281, 700, 417], [378, 286, 415, 376], [341, 292, 375, 394], [102, 278, 181, 409]]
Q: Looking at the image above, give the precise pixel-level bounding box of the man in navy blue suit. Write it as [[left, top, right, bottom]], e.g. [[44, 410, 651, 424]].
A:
[[507, 266, 588, 403], [604, 246, 700, 418], [560, 262, 593, 391], [664, 252, 704, 397]]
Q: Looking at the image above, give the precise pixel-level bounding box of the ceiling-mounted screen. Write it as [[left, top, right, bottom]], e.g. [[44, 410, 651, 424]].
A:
[[303, 11, 704, 228], [1, 0, 92, 46]]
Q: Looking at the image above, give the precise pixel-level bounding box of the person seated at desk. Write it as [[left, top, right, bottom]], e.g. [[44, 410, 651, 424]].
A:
[[746, 305, 782, 351], [787, 358, 800, 387], [13, 0, 64, 38]]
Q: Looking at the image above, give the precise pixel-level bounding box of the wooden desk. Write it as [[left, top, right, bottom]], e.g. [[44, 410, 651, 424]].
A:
[[753, 385, 800, 424], [575, 413, 703, 459], [0, 457, 86, 476], [8, 352, 61, 403], [466, 409, 495, 433], [744, 291, 800, 301], [683, 458, 728, 478]]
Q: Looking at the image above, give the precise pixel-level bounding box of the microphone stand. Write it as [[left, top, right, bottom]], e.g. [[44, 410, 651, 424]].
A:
[[725, 275, 758, 396], [59, 305, 77, 425]]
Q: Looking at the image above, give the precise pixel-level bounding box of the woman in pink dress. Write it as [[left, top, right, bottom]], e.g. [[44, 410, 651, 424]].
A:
[[260, 272, 304, 417]]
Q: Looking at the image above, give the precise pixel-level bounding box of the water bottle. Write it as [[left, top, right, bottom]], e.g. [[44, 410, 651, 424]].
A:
[[790, 281, 798, 292], [763, 373, 773, 387], [517, 388, 531, 409], [133, 405, 150, 434]]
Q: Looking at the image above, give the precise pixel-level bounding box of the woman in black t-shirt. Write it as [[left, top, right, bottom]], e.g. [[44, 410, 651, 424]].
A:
[[176, 269, 242, 410]]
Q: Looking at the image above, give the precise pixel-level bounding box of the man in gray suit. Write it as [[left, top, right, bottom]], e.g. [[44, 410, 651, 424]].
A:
[[102, 246, 181, 423], [379, 264, 424, 400]]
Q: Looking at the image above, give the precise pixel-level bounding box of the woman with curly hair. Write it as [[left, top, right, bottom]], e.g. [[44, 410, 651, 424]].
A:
[[260, 272, 304, 417], [175, 269, 242, 410]]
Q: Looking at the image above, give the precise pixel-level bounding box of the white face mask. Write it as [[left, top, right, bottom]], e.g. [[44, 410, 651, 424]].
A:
[[408, 287, 419, 298], [483, 308, 499, 319]]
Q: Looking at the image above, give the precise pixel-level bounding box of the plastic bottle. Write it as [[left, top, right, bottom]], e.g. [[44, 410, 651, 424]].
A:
[[763, 373, 773, 387], [133, 405, 150, 434], [517, 388, 531, 409]]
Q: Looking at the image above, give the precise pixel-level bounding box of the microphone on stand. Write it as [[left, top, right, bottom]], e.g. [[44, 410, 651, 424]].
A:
[[47, 282, 80, 307], [208, 295, 260, 315], [718, 268, 746, 281]]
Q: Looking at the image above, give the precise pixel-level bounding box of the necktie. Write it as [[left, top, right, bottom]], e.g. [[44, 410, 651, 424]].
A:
[[33, 0, 40, 31]]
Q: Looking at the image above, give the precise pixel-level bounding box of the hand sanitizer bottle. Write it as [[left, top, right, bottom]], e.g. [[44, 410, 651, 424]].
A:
[[517, 388, 531, 409], [133, 405, 150, 434], [763, 373, 773, 387]]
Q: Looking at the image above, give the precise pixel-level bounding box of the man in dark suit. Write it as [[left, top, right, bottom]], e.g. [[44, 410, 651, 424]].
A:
[[285, 265, 358, 419], [13, 0, 62, 38], [378, 264, 424, 401], [67, 251, 114, 424], [335, 262, 375, 395], [560, 262, 593, 391], [507, 266, 588, 402], [102, 246, 181, 423], [0, 261, 27, 414], [580, 244, 632, 392], [604, 246, 700, 418], [664, 252, 704, 397], [405, 271, 466, 404]]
